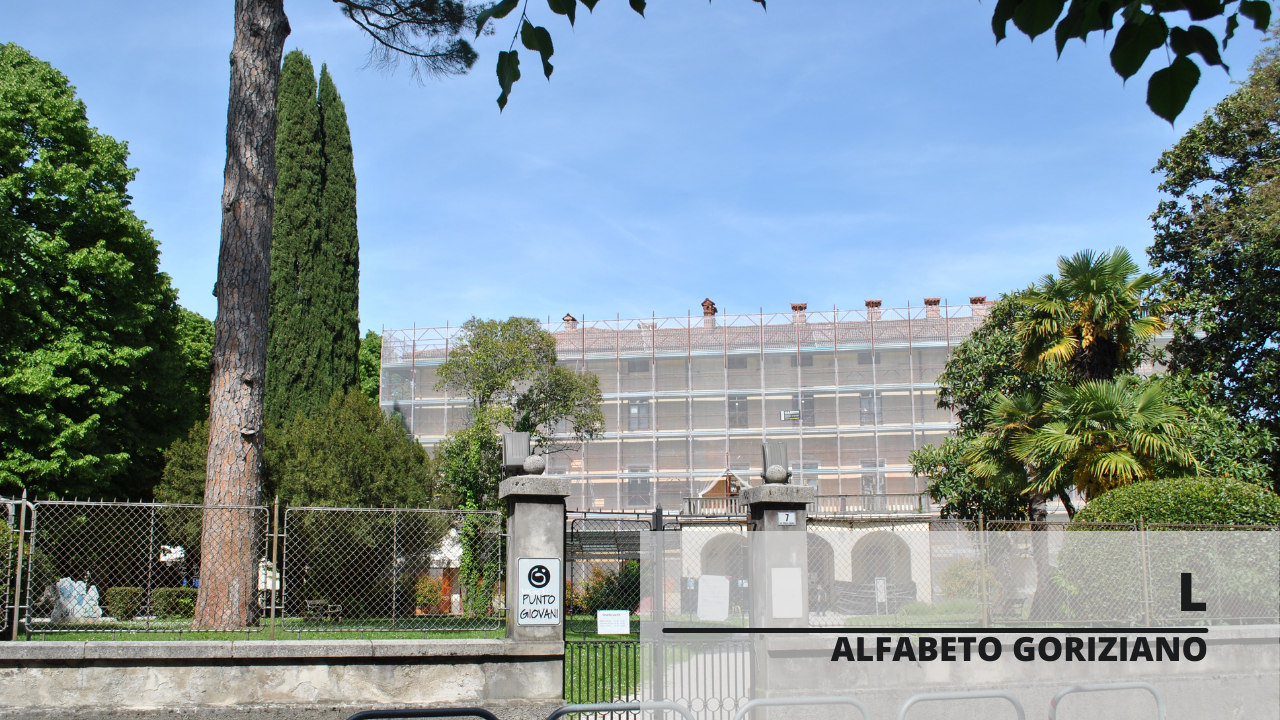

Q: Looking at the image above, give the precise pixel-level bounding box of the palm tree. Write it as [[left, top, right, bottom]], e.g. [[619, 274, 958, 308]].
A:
[[1016, 247, 1167, 381], [1013, 376, 1196, 499]]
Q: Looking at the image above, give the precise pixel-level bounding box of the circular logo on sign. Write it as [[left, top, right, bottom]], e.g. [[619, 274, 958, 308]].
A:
[[528, 564, 551, 588]]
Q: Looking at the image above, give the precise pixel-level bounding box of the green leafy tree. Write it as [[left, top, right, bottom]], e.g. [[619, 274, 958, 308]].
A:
[[1166, 372, 1276, 487], [266, 52, 362, 427], [359, 330, 382, 403], [436, 316, 604, 453], [1150, 35, 1280, 492], [158, 390, 439, 507], [0, 44, 207, 500], [1016, 247, 1166, 382]]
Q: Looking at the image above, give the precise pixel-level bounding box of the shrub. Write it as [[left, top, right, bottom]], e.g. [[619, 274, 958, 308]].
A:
[[104, 587, 144, 620], [415, 575, 448, 614], [1074, 478, 1280, 526], [937, 559, 1002, 605], [151, 587, 199, 618], [568, 560, 641, 614]]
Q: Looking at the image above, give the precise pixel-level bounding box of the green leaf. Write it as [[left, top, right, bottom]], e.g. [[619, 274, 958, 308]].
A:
[[521, 20, 555, 79], [1223, 12, 1239, 48], [1012, 0, 1067, 40], [1055, 0, 1087, 56], [1239, 0, 1271, 30], [474, 0, 519, 39], [1177, 0, 1225, 21], [547, 0, 577, 25], [630, 0, 647, 16], [992, 0, 1019, 42], [580, 0, 599, 10], [1147, 55, 1201, 124], [1110, 12, 1168, 80], [1169, 25, 1228, 70], [496, 50, 521, 111]]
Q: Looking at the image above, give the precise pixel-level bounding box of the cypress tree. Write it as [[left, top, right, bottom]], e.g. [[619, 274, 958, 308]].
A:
[[266, 54, 362, 427], [266, 50, 324, 426], [318, 64, 361, 397]]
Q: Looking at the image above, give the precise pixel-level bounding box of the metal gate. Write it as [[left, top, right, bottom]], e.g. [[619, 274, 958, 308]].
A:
[[563, 515, 753, 720]]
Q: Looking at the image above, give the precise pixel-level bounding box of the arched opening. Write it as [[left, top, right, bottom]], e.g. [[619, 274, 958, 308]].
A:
[[807, 533, 834, 614], [838, 531, 915, 615], [697, 532, 748, 612]]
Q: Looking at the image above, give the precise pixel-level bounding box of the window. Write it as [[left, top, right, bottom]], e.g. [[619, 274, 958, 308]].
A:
[[727, 355, 749, 370], [789, 353, 815, 367], [857, 352, 880, 366], [625, 474, 652, 508], [626, 358, 650, 374], [793, 392, 816, 427], [859, 392, 881, 426], [627, 399, 650, 430], [728, 394, 750, 429]]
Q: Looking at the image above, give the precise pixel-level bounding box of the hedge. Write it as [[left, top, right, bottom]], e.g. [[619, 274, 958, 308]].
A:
[[1074, 478, 1280, 526], [104, 587, 144, 620], [151, 587, 199, 618]]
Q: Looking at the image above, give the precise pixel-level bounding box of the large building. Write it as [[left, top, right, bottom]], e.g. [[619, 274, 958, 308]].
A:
[[380, 298, 991, 513]]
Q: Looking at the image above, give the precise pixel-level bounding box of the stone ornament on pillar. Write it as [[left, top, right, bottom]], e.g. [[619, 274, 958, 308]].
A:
[[761, 440, 791, 484]]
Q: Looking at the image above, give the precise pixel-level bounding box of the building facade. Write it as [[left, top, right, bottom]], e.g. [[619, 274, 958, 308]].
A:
[[381, 299, 990, 513]]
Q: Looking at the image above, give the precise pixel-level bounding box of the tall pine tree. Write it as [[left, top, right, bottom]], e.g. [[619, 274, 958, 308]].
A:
[[266, 52, 360, 426]]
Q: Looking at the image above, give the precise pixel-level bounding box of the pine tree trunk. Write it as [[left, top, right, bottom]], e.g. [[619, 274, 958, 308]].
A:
[[195, 0, 289, 630]]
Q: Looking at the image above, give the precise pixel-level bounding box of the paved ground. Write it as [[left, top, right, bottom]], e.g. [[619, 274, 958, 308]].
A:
[[0, 702, 564, 720]]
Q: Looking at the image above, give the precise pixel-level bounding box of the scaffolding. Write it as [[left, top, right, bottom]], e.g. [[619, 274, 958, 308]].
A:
[[380, 301, 996, 513]]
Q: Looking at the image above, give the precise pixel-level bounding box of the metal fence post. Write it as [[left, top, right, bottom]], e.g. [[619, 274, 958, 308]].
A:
[[391, 508, 399, 632], [10, 490, 26, 641], [979, 512, 989, 628], [270, 496, 280, 640], [1139, 516, 1151, 627]]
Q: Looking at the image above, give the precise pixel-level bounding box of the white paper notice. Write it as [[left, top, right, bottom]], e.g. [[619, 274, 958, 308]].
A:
[[596, 610, 630, 634], [771, 567, 803, 619], [696, 575, 730, 622]]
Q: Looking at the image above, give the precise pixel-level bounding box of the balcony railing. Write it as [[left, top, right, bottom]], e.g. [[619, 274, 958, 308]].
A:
[[682, 492, 931, 517]]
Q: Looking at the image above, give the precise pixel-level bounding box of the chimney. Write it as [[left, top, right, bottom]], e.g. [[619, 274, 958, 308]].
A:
[[563, 313, 578, 330], [865, 299, 882, 321], [702, 298, 717, 329], [791, 302, 808, 324], [924, 298, 941, 319], [970, 296, 988, 318]]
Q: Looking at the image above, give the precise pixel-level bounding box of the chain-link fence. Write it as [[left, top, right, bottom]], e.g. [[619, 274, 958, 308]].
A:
[[565, 518, 650, 638], [2, 499, 16, 637], [23, 501, 268, 634], [280, 507, 504, 635]]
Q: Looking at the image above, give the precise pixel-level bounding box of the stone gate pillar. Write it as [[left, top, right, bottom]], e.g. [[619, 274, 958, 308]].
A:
[[500, 433, 569, 642]]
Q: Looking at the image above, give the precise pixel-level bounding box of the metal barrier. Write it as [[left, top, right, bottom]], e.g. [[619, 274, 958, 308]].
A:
[[546, 701, 697, 720], [731, 696, 872, 720], [1048, 682, 1166, 720], [345, 709, 501, 720], [898, 690, 1025, 720]]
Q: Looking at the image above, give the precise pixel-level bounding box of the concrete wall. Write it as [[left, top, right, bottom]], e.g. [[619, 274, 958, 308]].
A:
[[0, 639, 562, 711]]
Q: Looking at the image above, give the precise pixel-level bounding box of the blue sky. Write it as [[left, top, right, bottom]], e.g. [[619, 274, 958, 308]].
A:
[[3, 2, 1269, 332]]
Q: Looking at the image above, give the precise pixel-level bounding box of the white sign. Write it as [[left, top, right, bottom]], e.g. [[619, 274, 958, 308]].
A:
[[596, 610, 630, 634], [780, 410, 800, 421], [517, 557, 562, 626], [776, 511, 796, 526], [874, 576, 888, 604], [696, 575, 730, 622], [771, 567, 803, 619]]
